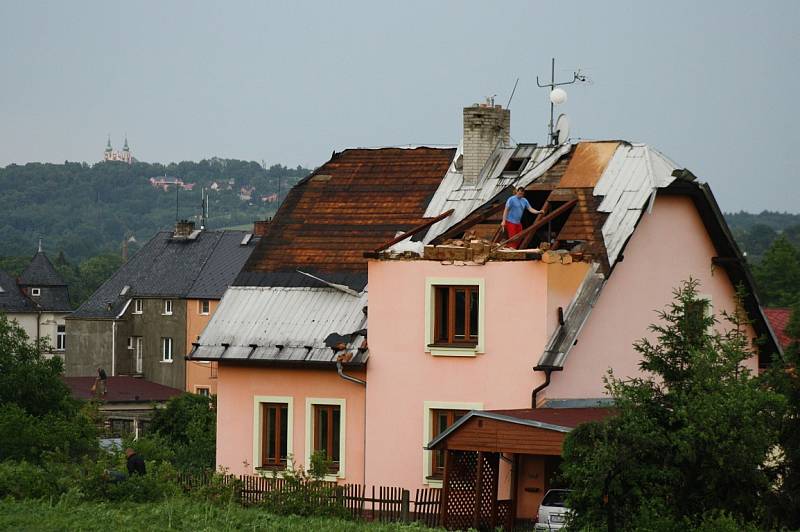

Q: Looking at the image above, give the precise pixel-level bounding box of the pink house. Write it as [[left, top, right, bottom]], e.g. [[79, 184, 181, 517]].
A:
[[191, 104, 780, 527]]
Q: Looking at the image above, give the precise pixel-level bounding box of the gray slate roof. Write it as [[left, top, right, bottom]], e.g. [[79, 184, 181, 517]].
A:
[[19, 251, 67, 286], [70, 230, 258, 319], [0, 270, 35, 313]]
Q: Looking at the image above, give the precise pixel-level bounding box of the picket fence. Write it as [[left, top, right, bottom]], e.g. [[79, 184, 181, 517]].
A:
[[179, 473, 441, 527]]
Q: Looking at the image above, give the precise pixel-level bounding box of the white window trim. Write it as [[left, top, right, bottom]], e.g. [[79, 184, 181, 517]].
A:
[[161, 337, 173, 362], [195, 386, 210, 396], [163, 299, 173, 316], [422, 400, 483, 487], [253, 395, 294, 476], [133, 299, 143, 314], [424, 277, 486, 356], [305, 397, 346, 481], [199, 300, 210, 315], [30, 287, 41, 296], [56, 326, 66, 351]]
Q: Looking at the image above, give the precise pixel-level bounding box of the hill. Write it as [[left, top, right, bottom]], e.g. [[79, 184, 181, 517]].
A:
[[0, 159, 310, 262]]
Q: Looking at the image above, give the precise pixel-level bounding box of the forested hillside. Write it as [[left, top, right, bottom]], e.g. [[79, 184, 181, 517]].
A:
[[0, 159, 310, 262]]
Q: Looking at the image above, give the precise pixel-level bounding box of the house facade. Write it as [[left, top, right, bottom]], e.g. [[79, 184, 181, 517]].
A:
[[0, 247, 72, 358], [192, 103, 780, 523], [66, 222, 259, 391]]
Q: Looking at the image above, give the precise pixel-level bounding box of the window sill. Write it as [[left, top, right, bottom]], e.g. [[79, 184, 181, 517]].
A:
[[133, 312, 143, 315], [255, 466, 290, 478], [162, 313, 173, 316], [427, 345, 479, 357], [160, 360, 174, 364], [424, 477, 443, 488]]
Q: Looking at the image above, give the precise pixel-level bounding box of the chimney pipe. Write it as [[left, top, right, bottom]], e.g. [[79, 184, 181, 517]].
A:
[[174, 220, 195, 238], [462, 102, 510, 187], [253, 219, 271, 237]]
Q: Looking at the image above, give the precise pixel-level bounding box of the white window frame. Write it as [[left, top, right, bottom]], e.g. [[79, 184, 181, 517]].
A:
[[200, 299, 210, 315], [135, 337, 143, 373], [133, 299, 143, 314], [305, 397, 346, 480], [253, 395, 294, 475], [31, 287, 41, 296], [163, 299, 173, 315], [424, 277, 486, 356], [56, 325, 66, 351], [161, 337, 173, 362], [422, 400, 483, 487]]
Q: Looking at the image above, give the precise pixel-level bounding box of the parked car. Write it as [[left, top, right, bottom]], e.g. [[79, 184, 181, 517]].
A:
[[534, 489, 572, 530]]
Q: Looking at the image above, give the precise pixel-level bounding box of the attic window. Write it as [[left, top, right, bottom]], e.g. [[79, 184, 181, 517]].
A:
[[0, 285, 4, 293], [31, 288, 41, 297], [120, 285, 130, 296], [241, 234, 253, 246], [503, 158, 528, 173]]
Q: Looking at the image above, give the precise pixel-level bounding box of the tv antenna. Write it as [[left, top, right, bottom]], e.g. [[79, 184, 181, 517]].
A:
[[536, 58, 588, 145]]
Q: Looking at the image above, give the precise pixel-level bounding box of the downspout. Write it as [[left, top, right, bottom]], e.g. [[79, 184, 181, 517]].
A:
[[111, 320, 116, 376], [336, 360, 366, 386], [531, 368, 552, 408], [36, 310, 41, 354]]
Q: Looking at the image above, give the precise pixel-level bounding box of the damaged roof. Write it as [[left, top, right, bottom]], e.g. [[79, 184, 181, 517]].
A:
[[70, 229, 258, 319], [190, 286, 368, 367], [236, 147, 456, 291]]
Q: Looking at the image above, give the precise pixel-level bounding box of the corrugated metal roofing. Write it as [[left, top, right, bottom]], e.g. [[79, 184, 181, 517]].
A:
[[190, 286, 368, 365]]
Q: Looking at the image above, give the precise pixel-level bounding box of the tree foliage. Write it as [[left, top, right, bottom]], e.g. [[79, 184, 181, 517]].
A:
[[753, 235, 800, 307], [0, 314, 97, 462], [561, 280, 784, 530], [144, 393, 217, 473]]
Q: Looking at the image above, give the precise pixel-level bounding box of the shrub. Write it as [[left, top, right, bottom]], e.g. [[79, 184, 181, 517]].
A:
[[0, 460, 54, 499], [187, 469, 241, 506]]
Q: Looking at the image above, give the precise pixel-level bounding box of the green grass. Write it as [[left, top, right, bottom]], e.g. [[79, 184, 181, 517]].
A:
[[0, 497, 435, 532]]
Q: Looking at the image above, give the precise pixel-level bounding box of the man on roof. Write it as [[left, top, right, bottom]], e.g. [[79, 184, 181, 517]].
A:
[[501, 187, 541, 249]]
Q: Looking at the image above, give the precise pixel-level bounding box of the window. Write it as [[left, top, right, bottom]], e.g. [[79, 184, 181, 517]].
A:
[[422, 401, 482, 485], [253, 396, 293, 473], [161, 337, 173, 362], [134, 299, 143, 314], [134, 337, 143, 373], [430, 409, 468, 479], [56, 325, 66, 351], [31, 287, 41, 296], [109, 418, 134, 436], [305, 398, 346, 478], [425, 278, 485, 356], [261, 403, 289, 469], [433, 286, 479, 345], [199, 300, 210, 315], [196, 386, 210, 397], [163, 299, 173, 315]]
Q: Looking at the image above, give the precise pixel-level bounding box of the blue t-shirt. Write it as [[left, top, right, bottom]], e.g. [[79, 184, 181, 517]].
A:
[[505, 196, 531, 224]]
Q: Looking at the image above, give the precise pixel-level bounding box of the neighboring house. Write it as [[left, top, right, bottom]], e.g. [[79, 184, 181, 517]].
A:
[[63, 376, 182, 437], [191, 103, 781, 523], [0, 246, 72, 358], [65, 221, 260, 392], [764, 307, 794, 350]]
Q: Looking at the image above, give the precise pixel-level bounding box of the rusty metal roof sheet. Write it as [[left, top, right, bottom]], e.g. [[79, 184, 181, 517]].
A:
[[236, 147, 455, 289], [190, 286, 368, 366]]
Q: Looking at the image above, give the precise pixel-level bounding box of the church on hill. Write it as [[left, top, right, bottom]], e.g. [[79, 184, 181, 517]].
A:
[[103, 135, 133, 164]]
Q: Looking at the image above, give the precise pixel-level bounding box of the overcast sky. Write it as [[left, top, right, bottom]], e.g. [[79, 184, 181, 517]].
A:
[[1, 1, 797, 212]]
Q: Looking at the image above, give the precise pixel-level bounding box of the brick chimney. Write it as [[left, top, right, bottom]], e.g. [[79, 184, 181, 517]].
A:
[[253, 219, 271, 237], [462, 102, 510, 187], [174, 220, 195, 238]]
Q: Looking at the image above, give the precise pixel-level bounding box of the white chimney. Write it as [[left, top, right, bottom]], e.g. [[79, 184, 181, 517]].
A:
[[462, 102, 510, 187]]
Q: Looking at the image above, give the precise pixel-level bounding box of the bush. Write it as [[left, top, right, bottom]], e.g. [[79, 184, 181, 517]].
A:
[[147, 393, 215, 473], [0, 460, 54, 499], [259, 452, 349, 519], [187, 469, 241, 506]]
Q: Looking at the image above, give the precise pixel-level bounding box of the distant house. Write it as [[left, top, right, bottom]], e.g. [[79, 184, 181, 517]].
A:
[[191, 103, 780, 526], [764, 307, 794, 350], [0, 245, 71, 358], [65, 221, 261, 393], [62, 376, 182, 437]]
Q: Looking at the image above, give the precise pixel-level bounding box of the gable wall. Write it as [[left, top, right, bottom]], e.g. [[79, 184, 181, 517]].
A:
[[545, 195, 759, 402]]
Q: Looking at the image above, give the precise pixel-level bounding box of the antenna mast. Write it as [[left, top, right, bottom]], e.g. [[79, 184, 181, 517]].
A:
[[536, 58, 587, 145]]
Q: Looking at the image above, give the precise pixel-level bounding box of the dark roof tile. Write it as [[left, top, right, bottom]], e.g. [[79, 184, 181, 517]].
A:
[[62, 376, 182, 403]]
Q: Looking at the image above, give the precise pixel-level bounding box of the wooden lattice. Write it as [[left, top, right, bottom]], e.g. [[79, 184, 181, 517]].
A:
[[441, 450, 503, 531], [477, 452, 499, 530]]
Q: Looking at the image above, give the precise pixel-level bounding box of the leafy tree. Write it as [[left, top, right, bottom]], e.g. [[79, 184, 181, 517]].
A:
[[145, 393, 216, 472], [561, 280, 784, 530], [763, 302, 800, 528], [0, 314, 97, 462], [754, 235, 800, 307]]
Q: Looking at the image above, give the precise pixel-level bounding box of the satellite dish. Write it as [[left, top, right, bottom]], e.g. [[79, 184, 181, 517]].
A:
[[555, 114, 570, 145]]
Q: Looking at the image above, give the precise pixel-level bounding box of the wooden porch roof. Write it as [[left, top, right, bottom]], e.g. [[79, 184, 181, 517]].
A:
[[426, 408, 614, 456]]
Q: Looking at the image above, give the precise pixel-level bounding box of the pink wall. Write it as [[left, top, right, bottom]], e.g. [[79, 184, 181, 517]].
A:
[[216, 365, 366, 482], [546, 195, 759, 401], [366, 260, 588, 490]]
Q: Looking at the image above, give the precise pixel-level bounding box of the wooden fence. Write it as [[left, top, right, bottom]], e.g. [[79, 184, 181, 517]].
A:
[[178, 473, 441, 527]]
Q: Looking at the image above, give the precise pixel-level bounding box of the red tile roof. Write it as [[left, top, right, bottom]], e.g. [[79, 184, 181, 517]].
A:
[[62, 376, 183, 403], [764, 308, 793, 349], [238, 147, 455, 285], [488, 407, 616, 429]]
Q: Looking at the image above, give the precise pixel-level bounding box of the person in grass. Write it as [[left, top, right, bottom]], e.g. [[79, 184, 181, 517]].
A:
[[501, 187, 542, 249], [126, 448, 146, 476]]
